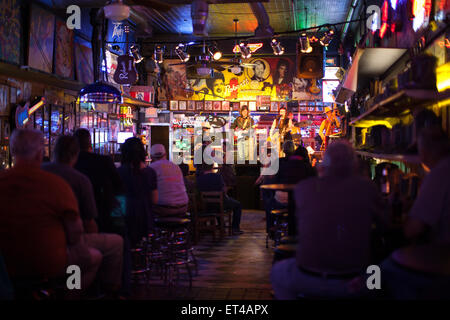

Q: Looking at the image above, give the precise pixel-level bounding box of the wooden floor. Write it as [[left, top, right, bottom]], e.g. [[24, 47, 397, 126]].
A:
[[131, 210, 274, 300]]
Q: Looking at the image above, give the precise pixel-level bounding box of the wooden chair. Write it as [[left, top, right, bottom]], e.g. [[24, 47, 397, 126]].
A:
[[189, 191, 218, 244], [200, 191, 232, 237]]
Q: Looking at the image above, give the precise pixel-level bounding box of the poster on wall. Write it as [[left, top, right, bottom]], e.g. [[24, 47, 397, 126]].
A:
[[55, 19, 74, 79], [0, 85, 8, 115], [222, 101, 230, 111], [292, 78, 322, 101], [170, 100, 178, 111], [196, 101, 203, 111], [205, 101, 213, 111], [187, 100, 195, 111], [28, 5, 55, 73], [160, 57, 313, 102], [179, 100, 187, 111], [0, 0, 21, 64], [213, 101, 221, 111], [74, 38, 94, 84]]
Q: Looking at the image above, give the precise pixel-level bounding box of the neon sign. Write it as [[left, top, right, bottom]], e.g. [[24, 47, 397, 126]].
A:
[[379, 0, 389, 38], [232, 43, 263, 54], [413, 0, 432, 32], [15, 97, 46, 128]]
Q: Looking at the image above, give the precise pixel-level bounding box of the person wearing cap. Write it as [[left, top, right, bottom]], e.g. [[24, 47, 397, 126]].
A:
[[318, 106, 341, 150], [230, 105, 255, 161], [149, 144, 189, 217]]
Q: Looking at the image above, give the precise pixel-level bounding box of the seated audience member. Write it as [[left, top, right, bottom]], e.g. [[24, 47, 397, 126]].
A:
[[149, 144, 189, 217], [196, 163, 244, 235], [74, 129, 123, 234], [272, 143, 316, 207], [379, 127, 450, 299], [42, 135, 124, 296], [0, 129, 101, 294], [117, 138, 158, 297], [271, 140, 383, 299], [118, 138, 158, 246], [179, 163, 195, 194], [404, 127, 450, 244]]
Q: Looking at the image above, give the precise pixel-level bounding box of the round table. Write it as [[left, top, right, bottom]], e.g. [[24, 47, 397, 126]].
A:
[[260, 184, 296, 236]]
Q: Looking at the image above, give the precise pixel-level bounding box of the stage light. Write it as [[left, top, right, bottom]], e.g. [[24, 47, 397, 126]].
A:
[[153, 45, 164, 64], [175, 43, 190, 62], [239, 41, 252, 59], [299, 33, 313, 53], [208, 43, 222, 60], [129, 45, 144, 64], [320, 27, 335, 47], [271, 38, 284, 55]]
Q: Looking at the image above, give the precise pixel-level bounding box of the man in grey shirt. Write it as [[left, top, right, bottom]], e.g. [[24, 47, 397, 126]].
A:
[[271, 140, 384, 299]]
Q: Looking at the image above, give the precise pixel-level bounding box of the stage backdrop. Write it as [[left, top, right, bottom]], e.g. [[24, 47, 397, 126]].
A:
[[159, 57, 322, 102]]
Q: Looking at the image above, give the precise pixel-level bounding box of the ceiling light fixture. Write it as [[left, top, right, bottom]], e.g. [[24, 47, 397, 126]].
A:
[[271, 38, 285, 55], [208, 43, 222, 60], [175, 43, 190, 62], [238, 41, 252, 59], [299, 33, 313, 53], [129, 45, 144, 64], [320, 27, 335, 47], [153, 45, 164, 64]]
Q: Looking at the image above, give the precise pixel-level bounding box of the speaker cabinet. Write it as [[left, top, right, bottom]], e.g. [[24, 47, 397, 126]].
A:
[[297, 43, 324, 79]]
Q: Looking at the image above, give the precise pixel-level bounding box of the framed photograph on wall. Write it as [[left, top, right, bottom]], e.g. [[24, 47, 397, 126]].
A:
[[232, 102, 240, 111], [240, 101, 248, 110], [170, 100, 178, 111], [196, 101, 204, 111], [187, 100, 195, 111], [221, 101, 230, 111], [205, 101, 213, 111], [270, 101, 279, 112], [248, 101, 256, 111], [213, 101, 221, 111], [160, 100, 168, 110], [179, 100, 187, 111]]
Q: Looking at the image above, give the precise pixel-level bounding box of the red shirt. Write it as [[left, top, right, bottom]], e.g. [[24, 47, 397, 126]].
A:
[[0, 165, 79, 278]]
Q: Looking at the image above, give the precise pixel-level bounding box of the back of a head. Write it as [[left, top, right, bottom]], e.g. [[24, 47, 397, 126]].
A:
[[321, 140, 357, 177], [121, 137, 146, 170], [293, 145, 309, 161], [10, 129, 44, 162], [282, 140, 295, 156], [73, 128, 92, 152], [53, 135, 80, 164], [150, 144, 167, 161]]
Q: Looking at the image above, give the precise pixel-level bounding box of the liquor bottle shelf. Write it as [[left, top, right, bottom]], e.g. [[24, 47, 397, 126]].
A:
[[350, 89, 450, 125], [356, 150, 420, 163]]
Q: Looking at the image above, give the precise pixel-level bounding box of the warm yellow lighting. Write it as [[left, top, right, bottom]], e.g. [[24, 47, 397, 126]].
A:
[[28, 99, 45, 115], [351, 118, 400, 129], [437, 62, 450, 92]]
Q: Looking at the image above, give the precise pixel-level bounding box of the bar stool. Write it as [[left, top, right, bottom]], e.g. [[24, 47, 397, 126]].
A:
[[130, 238, 151, 284], [266, 208, 289, 248]]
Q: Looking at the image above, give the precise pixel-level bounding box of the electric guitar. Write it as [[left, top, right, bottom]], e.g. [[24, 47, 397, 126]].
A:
[[113, 25, 138, 85]]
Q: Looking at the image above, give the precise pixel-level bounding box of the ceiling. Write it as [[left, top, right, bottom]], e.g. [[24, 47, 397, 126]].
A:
[[41, 0, 354, 39], [138, 0, 354, 38]]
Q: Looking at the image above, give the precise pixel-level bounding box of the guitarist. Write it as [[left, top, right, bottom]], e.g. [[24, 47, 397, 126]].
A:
[[231, 105, 255, 161], [269, 106, 294, 157], [319, 106, 341, 150]]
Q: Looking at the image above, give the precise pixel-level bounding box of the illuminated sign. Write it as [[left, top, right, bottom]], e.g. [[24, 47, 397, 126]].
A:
[[232, 43, 263, 54], [15, 97, 46, 128], [413, 0, 432, 32], [380, 0, 389, 38], [120, 106, 133, 126]]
